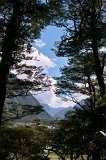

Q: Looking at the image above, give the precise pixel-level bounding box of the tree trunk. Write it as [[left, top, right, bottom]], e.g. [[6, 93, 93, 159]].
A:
[[92, 37, 105, 97], [87, 155, 90, 160], [82, 6, 106, 97], [0, 67, 7, 125], [60, 156, 66, 160], [69, 151, 73, 160], [0, 1, 22, 124], [90, 10, 105, 97], [87, 75, 96, 109], [92, 152, 101, 160], [80, 154, 85, 160]]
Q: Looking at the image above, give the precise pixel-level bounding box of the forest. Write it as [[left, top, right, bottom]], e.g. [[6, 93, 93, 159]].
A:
[[0, 0, 105, 160]]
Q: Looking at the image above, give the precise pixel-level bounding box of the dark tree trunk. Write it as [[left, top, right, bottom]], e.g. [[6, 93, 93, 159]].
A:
[[91, 147, 102, 160], [92, 152, 101, 160], [81, 154, 85, 160], [0, 1, 22, 124], [69, 151, 73, 160], [0, 67, 7, 125], [92, 37, 105, 97], [90, 10, 106, 97], [60, 156, 66, 160], [87, 75, 96, 109], [81, 6, 106, 97]]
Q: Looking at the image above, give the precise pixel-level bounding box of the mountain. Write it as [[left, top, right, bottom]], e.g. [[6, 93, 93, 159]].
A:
[[4, 89, 88, 123], [9, 111, 54, 125], [53, 99, 89, 119], [54, 106, 73, 119], [43, 104, 65, 117], [4, 92, 53, 124]]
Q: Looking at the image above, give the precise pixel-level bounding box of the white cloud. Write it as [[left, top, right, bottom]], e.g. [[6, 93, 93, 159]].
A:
[[36, 86, 88, 108], [36, 77, 88, 108], [36, 77, 75, 108], [34, 51, 56, 72], [36, 90, 75, 108], [19, 47, 56, 73], [34, 39, 46, 48]]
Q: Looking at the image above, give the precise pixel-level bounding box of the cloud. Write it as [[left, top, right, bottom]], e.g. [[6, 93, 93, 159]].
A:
[[30, 48, 56, 72], [36, 90, 75, 108], [34, 39, 46, 48], [36, 77, 75, 108], [34, 51, 56, 72], [36, 89, 88, 108], [20, 47, 56, 73], [36, 77, 88, 108]]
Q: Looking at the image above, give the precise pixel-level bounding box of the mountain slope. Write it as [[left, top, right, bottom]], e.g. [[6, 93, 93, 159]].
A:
[[54, 106, 73, 119], [4, 92, 53, 124], [9, 111, 54, 124], [43, 104, 64, 117]]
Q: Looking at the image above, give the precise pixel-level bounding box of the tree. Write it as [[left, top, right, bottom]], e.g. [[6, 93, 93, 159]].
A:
[[3, 46, 52, 122], [66, 107, 106, 160], [53, 0, 106, 100], [50, 123, 69, 160], [56, 51, 98, 109], [50, 1, 106, 159], [6, 46, 52, 98], [50, 107, 106, 160], [0, 0, 58, 124], [0, 125, 51, 160]]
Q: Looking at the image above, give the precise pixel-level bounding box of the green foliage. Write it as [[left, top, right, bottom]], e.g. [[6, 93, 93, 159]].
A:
[[6, 46, 52, 97], [0, 125, 50, 160], [50, 1, 106, 158], [50, 107, 106, 160], [54, 0, 106, 101], [98, 95, 106, 106]]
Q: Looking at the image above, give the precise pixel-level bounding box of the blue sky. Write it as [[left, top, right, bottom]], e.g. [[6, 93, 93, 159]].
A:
[[33, 25, 67, 77]]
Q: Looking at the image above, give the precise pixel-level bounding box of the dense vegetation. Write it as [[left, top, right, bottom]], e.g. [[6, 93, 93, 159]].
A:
[[0, 0, 105, 160]]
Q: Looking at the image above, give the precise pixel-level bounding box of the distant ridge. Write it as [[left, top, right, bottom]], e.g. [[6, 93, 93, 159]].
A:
[[43, 103, 74, 119], [4, 91, 88, 124], [53, 99, 89, 119], [53, 106, 73, 119], [43, 104, 65, 117]]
